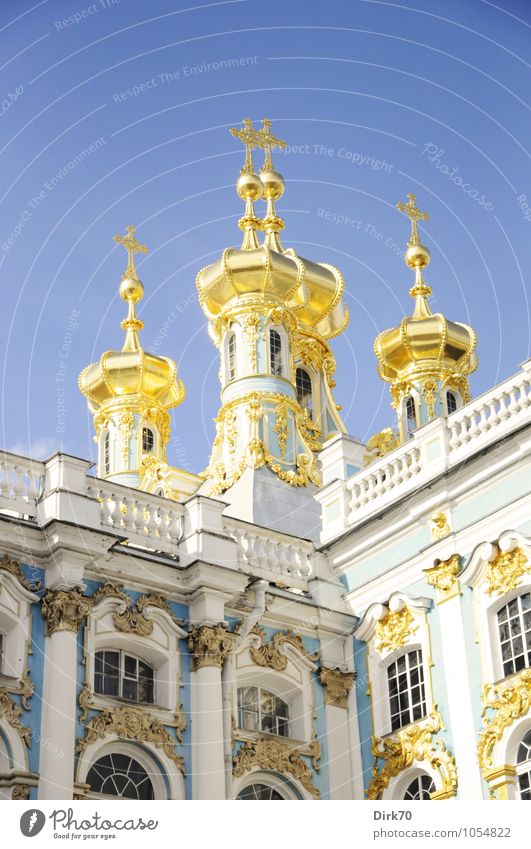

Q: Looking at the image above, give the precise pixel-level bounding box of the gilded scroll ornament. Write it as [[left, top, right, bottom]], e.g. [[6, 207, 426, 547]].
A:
[[118, 411, 134, 462], [363, 428, 400, 466], [422, 379, 438, 420], [477, 668, 531, 774], [424, 554, 461, 598], [233, 737, 320, 798], [79, 684, 93, 723], [319, 667, 355, 709], [113, 591, 174, 636], [250, 626, 319, 671], [12, 784, 30, 800], [242, 314, 260, 372], [485, 547, 528, 596], [0, 691, 32, 747], [0, 553, 40, 591], [188, 623, 236, 670], [41, 588, 92, 635], [174, 704, 187, 744], [273, 402, 289, 458], [76, 705, 184, 773], [18, 668, 35, 711], [368, 711, 457, 800], [374, 606, 418, 655]]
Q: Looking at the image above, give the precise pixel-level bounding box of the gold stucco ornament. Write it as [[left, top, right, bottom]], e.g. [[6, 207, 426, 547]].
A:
[[319, 667, 355, 709], [249, 626, 319, 671], [233, 736, 321, 799], [188, 623, 237, 670], [424, 554, 461, 598], [477, 668, 531, 774], [484, 546, 528, 596], [374, 605, 418, 655], [41, 588, 92, 635]]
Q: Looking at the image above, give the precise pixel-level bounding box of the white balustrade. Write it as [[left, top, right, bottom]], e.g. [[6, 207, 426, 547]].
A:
[[0, 452, 43, 517], [226, 522, 312, 588]]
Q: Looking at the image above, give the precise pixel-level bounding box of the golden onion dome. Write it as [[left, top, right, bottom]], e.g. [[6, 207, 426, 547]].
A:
[[374, 193, 477, 385], [78, 226, 185, 413], [197, 118, 349, 341]]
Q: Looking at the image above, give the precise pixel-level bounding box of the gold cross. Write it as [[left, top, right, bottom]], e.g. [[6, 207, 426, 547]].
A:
[[114, 225, 148, 278], [396, 193, 429, 244], [230, 117, 261, 174], [256, 118, 287, 170]]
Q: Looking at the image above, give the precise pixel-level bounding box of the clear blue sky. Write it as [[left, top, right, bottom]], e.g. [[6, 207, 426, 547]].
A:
[[0, 0, 529, 473]]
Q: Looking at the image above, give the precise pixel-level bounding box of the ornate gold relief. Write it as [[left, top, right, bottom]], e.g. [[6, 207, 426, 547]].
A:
[[242, 314, 260, 372], [424, 554, 461, 600], [41, 588, 92, 635], [485, 547, 528, 596], [91, 582, 128, 604], [233, 736, 321, 798], [422, 379, 438, 420], [76, 705, 184, 774], [368, 711, 457, 800], [118, 411, 134, 462], [17, 668, 35, 711], [250, 627, 319, 671], [363, 428, 400, 466], [319, 667, 355, 709], [375, 606, 418, 655], [273, 402, 289, 459], [0, 691, 32, 748], [430, 512, 451, 541], [188, 623, 236, 670], [79, 684, 93, 723], [112, 591, 175, 636], [478, 668, 531, 775], [174, 704, 187, 744], [12, 784, 30, 800], [0, 553, 40, 591]]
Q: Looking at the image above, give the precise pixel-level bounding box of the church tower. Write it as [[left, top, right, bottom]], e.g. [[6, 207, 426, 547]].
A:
[[373, 193, 477, 448], [196, 119, 349, 507], [78, 226, 185, 491]]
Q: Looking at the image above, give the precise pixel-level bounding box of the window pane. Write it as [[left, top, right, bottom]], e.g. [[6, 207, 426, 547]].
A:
[[122, 678, 138, 701], [103, 652, 119, 676], [124, 655, 138, 679]]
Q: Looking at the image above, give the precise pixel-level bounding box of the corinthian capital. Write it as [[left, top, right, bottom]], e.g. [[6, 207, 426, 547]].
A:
[[188, 623, 236, 670], [41, 588, 92, 635]]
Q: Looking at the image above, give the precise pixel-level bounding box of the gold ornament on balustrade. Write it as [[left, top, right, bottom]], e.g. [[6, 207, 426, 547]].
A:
[[188, 623, 237, 670], [363, 428, 400, 466], [368, 711, 457, 800], [250, 626, 319, 672], [477, 668, 531, 775], [485, 546, 528, 596], [76, 705, 184, 774], [319, 667, 355, 709], [374, 606, 418, 655], [233, 736, 321, 799]]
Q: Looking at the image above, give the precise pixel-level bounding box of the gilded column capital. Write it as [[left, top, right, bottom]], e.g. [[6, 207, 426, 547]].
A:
[[424, 554, 461, 602], [319, 667, 355, 709], [41, 588, 92, 635], [188, 623, 236, 670]]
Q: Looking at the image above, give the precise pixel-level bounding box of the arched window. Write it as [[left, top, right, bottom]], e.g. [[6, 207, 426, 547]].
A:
[[403, 774, 435, 800], [405, 396, 417, 437], [142, 427, 154, 455], [237, 783, 285, 800], [387, 650, 426, 731], [237, 686, 289, 737], [296, 367, 313, 415], [94, 650, 154, 704], [516, 730, 531, 799], [103, 431, 111, 476], [446, 391, 458, 415], [87, 752, 154, 800], [269, 329, 283, 376], [227, 332, 237, 381], [497, 593, 531, 678]]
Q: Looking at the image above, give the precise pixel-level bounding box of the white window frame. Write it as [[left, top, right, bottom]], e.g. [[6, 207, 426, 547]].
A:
[[295, 366, 314, 417], [386, 648, 428, 732], [237, 684, 290, 738], [94, 648, 156, 705]]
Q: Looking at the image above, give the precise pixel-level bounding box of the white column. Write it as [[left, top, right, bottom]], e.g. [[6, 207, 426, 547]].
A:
[[320, 665, 358, 799], [435, 585, 484, 799], [38, 588, 91, 799]]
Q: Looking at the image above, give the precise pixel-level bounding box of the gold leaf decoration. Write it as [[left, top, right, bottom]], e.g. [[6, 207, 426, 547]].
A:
[[188, 623, 237, 670], [233, 737, 320, 799], [424, 554, 461, 598], [477, 668, 531, 774], [0, 553, 40, 591], [250, 626, 319, 671], [319, 667, 355, 709], [0, 691, 32, 748], [374, 606, 418, 655], [41, 588, 92, 635], [485, 547, 528, 596]]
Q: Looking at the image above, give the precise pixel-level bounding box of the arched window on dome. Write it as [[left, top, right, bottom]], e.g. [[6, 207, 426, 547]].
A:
[[142, 426, 155, 455], [227, 332, 237, 381], [405, 396, 417, 438], [497, 593, 531, 678], [296, 367, 313, 417], [516, 730, 531, 800], [269, 329, 283, 377], [387, 649, 427, 731], [446, 390, 458, 415], [103, 431, 111, 476], [87, 752, 155, 800], [403, 774, 435, 800]]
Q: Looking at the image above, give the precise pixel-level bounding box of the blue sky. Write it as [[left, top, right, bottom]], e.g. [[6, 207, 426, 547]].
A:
[[0, 0, 529, 473]]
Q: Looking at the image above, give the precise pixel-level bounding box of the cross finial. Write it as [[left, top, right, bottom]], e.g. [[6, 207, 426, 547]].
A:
[[396, 193, 429, 245], [114, 225, 148, 279], [230, 117, 261, 174], [256, 118, 287, 171]]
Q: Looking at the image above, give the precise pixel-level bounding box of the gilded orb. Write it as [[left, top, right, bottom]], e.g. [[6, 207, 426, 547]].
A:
[[119, 276, 144, 303], [405, 242, 430, 270], [237, 171, 262, 201], [260, 169, 285, 200]]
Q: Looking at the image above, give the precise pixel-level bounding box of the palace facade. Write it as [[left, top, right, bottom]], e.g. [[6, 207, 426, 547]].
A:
[[1, 119, 530, 801]]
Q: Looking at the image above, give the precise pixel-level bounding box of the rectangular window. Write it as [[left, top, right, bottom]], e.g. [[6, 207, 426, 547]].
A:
[[387, 650, 427, 731], [497, 593, 531, 677]]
